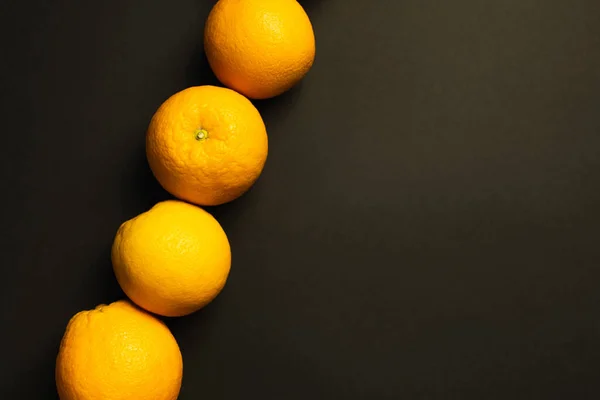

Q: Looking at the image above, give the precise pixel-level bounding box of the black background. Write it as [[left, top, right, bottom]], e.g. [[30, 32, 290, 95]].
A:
[[1, 0, 600, 399]]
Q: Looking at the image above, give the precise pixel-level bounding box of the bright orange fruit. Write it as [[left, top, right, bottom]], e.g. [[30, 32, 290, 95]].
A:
[[112, 200, 231, 317], [204, 0, 316, 99], [55, 300, 182, 400], [146, 85, 268, 206]]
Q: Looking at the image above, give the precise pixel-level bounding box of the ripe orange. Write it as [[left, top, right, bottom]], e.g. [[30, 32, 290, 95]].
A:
[[55, 300, 182, 400], [204, 0, 316, 99], [112, 200, 231, 317], [146, 85, 268, 206]]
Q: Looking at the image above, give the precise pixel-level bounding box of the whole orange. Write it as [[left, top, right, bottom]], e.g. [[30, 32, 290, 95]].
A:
[[146, 85, 268, 206], [204, 0, 316, 99], [112, 200, 231, 317], [55, 300, 182, 400]]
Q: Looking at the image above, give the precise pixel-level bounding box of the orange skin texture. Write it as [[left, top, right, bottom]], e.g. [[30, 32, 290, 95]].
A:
[[204, 0, 316, 99], [146, 85, 268, 206], [112, 200, 232, 317], [55, 300, 183, 400]]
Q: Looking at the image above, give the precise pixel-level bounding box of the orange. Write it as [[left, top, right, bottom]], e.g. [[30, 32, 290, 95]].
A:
[[112, 200, 231, 317], [55, 300, 182, 400], [146, 85, 268, 206], [204, 0, 316, 99]]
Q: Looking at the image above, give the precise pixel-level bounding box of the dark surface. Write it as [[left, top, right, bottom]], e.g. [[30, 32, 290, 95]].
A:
[[1, 0, 600, 398]]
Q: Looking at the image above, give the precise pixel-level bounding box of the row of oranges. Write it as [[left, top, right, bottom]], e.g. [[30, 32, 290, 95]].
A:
[[55, 1, 316, 399]]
